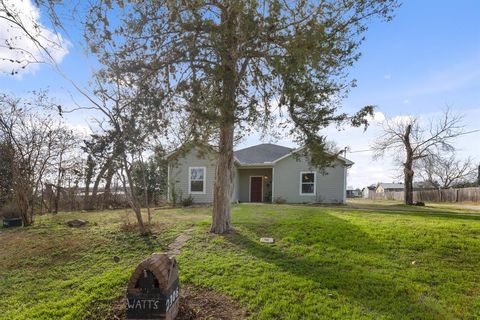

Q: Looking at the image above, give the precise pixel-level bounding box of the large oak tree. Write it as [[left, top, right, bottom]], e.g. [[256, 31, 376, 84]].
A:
[[87, 0, 398, 233]]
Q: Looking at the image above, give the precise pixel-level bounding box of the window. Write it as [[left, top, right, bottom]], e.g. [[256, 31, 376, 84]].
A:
[[189, 167, 206, 194], [300, 171, 316, 195]]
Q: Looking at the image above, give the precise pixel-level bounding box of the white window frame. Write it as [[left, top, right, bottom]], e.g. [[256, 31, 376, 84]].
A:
[[299, 171, 316, 196], [189, 167, 206, 194]]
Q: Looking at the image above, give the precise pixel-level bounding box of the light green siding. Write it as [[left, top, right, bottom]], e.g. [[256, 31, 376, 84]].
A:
[[168, 148, 217, 203], [273, 155, 347, 204], [168, 147, 348, 204]]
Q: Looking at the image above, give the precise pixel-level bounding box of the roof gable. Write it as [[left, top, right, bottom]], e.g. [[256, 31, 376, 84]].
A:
[[234, 143, 293, 164]]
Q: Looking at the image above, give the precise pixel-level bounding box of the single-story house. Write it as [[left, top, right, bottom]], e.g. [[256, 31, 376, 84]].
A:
[[346, 188, 362, 198], [375, 182, 404, 194], [167, 143, 353, 204], [362, 185, 376, 198]]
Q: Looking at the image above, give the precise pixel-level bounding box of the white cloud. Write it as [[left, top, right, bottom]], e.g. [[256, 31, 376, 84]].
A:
[[66, 123, 91, 138], [0, 0, 70, 75], [384, 74, 391, 80], [369, 111, 386, 122], [403, 99, 409, 104]]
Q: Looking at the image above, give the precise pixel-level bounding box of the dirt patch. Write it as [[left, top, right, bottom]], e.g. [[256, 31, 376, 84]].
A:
[[112, 285, 249, 320], [178, 285, 249, 319]]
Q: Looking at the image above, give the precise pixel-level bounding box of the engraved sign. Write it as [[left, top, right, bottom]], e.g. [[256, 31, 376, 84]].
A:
[[126, 254, 179, 319]]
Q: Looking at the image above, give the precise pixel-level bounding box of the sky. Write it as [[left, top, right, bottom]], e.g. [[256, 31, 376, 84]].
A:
[[1, 0, 479, 189]]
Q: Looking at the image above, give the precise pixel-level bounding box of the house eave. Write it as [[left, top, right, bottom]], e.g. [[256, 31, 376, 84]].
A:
[[236, 162, 275, 168]]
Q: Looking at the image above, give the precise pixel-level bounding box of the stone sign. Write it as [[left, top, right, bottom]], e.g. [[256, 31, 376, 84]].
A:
[[126, 253, 179, 320]]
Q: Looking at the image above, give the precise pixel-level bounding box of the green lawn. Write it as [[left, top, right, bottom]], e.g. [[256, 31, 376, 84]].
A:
[[1, 202, 480, 319]]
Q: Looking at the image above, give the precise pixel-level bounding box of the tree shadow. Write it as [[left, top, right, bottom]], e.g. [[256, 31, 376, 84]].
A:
[[354, 207, 480, 221], [224, 212, 444, 319]]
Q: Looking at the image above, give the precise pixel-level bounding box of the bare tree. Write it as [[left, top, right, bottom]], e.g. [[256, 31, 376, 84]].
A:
[[50, 128, 80, 213], [373, 110, 464, 204], [0, 0, 68, 74], [0, 92, 68, 225], [417, 152, 476, 188]]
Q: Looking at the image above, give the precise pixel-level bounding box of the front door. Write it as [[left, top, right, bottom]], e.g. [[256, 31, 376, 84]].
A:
[[250, 177, 263, 202]]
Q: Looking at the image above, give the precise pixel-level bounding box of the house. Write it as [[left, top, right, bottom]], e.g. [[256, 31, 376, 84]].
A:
[[346, 188, 362, 198], [167, 143, 353, 204], [375, 182, 404, 194], [362, 185, 376, 198]]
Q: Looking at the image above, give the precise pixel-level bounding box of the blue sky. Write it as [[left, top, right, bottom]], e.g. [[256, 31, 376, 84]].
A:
[[1, 0, 479, 188]]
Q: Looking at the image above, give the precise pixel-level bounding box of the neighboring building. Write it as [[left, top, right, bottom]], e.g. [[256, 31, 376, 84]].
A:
[[362, 185, 376, 198], [346, 188, 362, 198], [167, 143, 353, 204], [375, 182, 404, 194]]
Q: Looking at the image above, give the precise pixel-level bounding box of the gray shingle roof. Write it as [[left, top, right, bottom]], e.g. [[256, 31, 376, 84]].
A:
[[378, 183, 404, 190], [234, 143, 294, 164]]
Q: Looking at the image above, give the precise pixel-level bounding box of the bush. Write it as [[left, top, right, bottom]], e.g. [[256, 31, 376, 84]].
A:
[[0, 202, 21, 219], [181, 196, 194, 207], [274, 197, 287, 204]]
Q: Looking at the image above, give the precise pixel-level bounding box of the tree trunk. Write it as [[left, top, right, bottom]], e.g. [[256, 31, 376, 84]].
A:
[[103, 165, 115, 209], [403, 124, 414, 205], [91, 159, 110, 210], [83, 156, 95, 210], [122, 156, 148, 235], [404, 161, 414, 205], [211, 122, 235, 233], [140, 158, 152, 225], [211, 3, 237, 234], [54, 151, 64, 214]]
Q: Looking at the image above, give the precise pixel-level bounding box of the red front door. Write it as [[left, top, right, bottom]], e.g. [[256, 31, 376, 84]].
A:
[[250, 177, 263, 202]]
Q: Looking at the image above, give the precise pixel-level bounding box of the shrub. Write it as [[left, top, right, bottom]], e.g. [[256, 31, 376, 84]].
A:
[[181, 196, 194, 207], [169, 182, 179, 207], [274, 197, 287, 204]]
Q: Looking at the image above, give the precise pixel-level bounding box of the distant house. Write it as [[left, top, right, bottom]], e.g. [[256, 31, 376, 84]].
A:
[[167, 143, 353, 204], [346, 188, 362, 198], [375, 182, 404, 194], [362, 185, 376, 198]]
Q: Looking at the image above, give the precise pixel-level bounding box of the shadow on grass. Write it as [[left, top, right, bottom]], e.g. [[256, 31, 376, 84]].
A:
[[225, 212, 443, 319], [344, 203, 480, 221]]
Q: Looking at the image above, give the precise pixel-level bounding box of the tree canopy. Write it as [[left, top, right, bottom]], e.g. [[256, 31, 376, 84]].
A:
[[86, 0, 399, 233]]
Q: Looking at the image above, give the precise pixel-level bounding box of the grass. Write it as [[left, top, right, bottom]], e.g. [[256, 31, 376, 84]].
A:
[[1, 201, 480, 319]]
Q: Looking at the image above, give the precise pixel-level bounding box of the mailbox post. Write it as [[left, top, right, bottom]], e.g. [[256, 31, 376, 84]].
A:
[[126, 253, 179, 320]]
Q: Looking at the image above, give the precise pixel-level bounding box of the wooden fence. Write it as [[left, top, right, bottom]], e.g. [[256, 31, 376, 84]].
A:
[[369, 187, 480, 203]]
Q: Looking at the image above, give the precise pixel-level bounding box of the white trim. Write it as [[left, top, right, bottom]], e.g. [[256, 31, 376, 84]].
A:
[[236, 163, 274, 168], [188, 166, 206, 194], [299, 171, 316, 196], [249, 175, 263, 203], [271, 167, 275, 203]]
